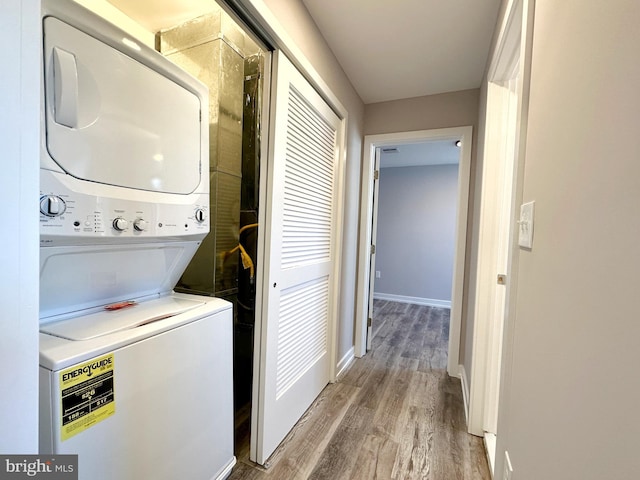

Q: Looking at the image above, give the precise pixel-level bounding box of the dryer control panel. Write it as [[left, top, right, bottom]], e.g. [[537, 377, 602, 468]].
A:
[[40, 170, 210, 247]]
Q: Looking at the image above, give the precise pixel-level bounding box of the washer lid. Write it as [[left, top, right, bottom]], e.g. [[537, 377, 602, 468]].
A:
[[40, 296, 205, 341], [43, 16, 203, 194]]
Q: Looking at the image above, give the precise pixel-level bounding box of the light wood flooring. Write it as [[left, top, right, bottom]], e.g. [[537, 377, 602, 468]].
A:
[[229, 301, 490, 480]]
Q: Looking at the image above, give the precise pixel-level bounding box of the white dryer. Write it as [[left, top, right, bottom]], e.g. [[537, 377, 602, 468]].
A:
[[38, 1, 235, 479]]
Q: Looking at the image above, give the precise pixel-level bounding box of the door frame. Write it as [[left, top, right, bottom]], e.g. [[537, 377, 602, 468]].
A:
[[221, 0, 351, 466], [355, 126, 473, 379], [467, 0, 533, 442], [251, 49, 345, 465], [364, 147, 381, 351]]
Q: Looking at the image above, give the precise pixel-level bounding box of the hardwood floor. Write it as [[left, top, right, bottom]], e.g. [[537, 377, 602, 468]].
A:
[[229, 301, 490, 480]]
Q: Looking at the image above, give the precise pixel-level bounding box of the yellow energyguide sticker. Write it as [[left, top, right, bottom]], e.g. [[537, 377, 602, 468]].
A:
[[59, 353, 115, 441]]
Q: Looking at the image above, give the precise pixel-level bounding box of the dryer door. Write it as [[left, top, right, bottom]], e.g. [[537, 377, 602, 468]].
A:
[[43, 17, 203, 195]]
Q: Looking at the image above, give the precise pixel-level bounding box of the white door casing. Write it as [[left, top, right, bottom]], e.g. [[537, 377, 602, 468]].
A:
[[355, 126, 473, 379], [0, 0, 41, 452], [251, 50, 343, 465], [365, 148, 381, 351]]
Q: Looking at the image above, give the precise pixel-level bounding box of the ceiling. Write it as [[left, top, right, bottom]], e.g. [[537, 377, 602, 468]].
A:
[[301, 0, 502, 103], [107, 0, 502, 104], [380, 141, 460, 169]]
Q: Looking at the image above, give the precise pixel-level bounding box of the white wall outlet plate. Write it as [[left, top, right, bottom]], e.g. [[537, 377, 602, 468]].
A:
[[518, 201, 535, 249]]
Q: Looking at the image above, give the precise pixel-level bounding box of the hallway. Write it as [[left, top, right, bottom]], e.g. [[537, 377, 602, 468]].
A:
[[230, 302, 490, 479]]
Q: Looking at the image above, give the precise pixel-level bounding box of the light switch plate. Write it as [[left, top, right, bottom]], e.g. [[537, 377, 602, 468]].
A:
[[518, 201, 535, 249], [503, 451, 513, 480]]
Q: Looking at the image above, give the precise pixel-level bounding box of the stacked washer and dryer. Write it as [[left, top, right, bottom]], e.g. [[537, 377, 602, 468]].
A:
[[37, 1, 235, 479]]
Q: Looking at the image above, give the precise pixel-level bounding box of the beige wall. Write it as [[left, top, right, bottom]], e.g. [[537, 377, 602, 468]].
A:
[[364, 89, 480, 135], [364, 89, 481, 367], [495, 1, 640, 478], [252, 0, 366, 364]]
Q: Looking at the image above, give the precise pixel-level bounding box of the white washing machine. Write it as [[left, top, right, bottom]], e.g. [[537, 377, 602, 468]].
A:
[[39, 295, 235, 480], [38, 1, 235, 479]]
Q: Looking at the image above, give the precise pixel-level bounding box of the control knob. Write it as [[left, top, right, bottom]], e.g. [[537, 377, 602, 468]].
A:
[[112, 217, 129, 231], [40, 195, 66, 217], [133, 218, 148, 232], [195, 209, 206, 223]]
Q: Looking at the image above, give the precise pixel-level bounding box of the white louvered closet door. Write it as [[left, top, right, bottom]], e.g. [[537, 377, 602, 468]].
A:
[[253, 51, 342, 465]]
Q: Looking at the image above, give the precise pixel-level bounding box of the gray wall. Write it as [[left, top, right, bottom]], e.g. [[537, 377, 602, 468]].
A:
[[493, 0, 640, 478], [374, 164, 458, 303]]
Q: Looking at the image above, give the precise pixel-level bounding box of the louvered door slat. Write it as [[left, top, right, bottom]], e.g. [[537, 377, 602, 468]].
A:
[[281, 96, 335, 267]]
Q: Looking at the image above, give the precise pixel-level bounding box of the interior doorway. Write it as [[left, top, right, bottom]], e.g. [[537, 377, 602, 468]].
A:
[[467, 0, 532, 474], [369, 141, 463, 351], [356, 126, 473, 379], [470, 71, 518, 472]]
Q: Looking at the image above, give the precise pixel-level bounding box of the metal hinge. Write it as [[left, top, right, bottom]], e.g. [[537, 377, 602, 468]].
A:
[[374, 170, 379, 180], [367, 317, 372, 327], [370, 244, 376, 255]]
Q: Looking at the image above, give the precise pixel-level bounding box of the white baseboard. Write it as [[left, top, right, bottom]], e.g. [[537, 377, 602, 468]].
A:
[[447, 362, 461, 379], [218, 456, 236, 480], [335, 346, 355, 379], [373, 292, 451, 309], [459, 363, 470, 427], [484, 432, 496, 479]]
